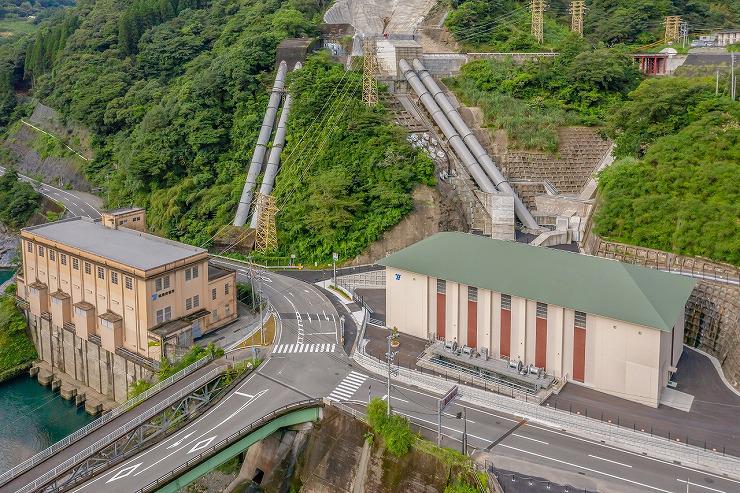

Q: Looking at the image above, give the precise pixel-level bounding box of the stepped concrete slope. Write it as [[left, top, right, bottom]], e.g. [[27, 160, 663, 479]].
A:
[[324, 0, 436, 36]]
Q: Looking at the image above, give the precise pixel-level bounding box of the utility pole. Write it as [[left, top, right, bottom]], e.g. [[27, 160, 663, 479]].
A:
[[716, 69, 720, 96], [531, 0, 545, 44], [362, 37, 379, 107], [664, 16, 681, 44], [569, 0, 585, 37], [732, 52, 736, 101], [679, 21, 689, 49], [385, 328, 399, 416], [332, 252, 338, 286]]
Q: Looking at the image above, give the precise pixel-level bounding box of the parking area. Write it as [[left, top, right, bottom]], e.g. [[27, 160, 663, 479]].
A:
[[545, 347, 740, 457]]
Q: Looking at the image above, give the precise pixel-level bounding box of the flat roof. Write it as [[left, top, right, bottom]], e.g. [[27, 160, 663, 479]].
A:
[[378, 233, 697, 332], [23, 217, 206, 272]]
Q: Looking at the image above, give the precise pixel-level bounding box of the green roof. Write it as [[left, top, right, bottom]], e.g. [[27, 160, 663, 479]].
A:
[[378, 232, 696, 332]]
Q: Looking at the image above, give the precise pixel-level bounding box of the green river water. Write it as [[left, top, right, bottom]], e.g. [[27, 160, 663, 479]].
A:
[[0, 269, 95, 473]]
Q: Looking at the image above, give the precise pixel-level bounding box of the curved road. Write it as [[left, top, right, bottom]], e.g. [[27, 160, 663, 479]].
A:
[[15, 263, 738, 493], [0, 165, 101, 219]]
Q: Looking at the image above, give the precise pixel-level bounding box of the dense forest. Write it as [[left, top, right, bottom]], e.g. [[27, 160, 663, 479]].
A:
[[0, 167, 40, 228], [0, 0, 75, 20], [0, 0, 432, 262], [446, 0, 740, 51]]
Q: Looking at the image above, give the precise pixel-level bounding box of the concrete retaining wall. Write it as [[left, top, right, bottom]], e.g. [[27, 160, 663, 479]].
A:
[[27, 311, 154, 403]]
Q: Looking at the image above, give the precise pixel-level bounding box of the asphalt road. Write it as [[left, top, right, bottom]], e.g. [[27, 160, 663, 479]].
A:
[[25, 264, 737, 493], [0, 165, 101, 219]]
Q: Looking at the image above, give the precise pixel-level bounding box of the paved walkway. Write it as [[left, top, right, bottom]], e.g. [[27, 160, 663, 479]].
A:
[[2, 361, 224, 492], [544, 347, 740, 457]]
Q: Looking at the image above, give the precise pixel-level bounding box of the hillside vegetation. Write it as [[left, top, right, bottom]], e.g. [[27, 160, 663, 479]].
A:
[[0, 0, 432, 263], [595, 78, 739, 266]]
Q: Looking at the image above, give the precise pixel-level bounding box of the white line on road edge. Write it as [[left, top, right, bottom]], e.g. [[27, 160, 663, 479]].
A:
[[511, 433, 548, 445], [589, 454, 633, 468], [677, 478, 726, 493], [21, 120, 89, 161], [500, 444, 672, 493]]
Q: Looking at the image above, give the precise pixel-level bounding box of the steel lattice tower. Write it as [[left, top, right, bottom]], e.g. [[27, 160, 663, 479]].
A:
[[664, 15, 681, 43], [531, 0, 545, 44], [570, 0, 585, 36], [254, 193, 278, 252], [362, 38, 379, 107]]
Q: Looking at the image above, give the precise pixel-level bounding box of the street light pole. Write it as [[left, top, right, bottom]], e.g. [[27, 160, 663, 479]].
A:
[[386, 328, 398, 417], [332, 252, 338, 286]]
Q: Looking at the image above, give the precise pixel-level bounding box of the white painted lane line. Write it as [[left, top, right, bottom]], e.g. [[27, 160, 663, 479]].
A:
[[330, 390, 354, 400], [288, 344, 295, 353], [588, 454, 632, 468], [234, 391, 253, 398], [323, 310, 329, 321], [382, 394, 409, 403], [499, 445, 672, 493], [345, 376, 366, 385], [331, 343, 336, 351], [677, 479, 727, 493], [307, 313, 312, 322], [511, 433, 548, 445]]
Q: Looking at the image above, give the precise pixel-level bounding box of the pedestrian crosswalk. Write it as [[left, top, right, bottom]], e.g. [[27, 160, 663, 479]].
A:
[[328, 371, 367, 402], [272, 343, 336, 354]]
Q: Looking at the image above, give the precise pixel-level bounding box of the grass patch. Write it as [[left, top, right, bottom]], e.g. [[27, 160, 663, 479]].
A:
[[0, 17, 38, 38], [237, 314, 276, 348], [0, 284, 37, 382], [328, 284, 351, 301]]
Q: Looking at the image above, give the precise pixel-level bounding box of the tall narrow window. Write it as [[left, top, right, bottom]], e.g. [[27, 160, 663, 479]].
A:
[[436, 279, 446, 294], [49, 250, 56, 261], [73, 258, 79, 270], [212, 288, 217, 300], [467, 287, 477, 301], [193, 294, 200, 308], [535, 302, 548, 368], [27, 242, 33, 253], [185, 269, 191, 281], [38, 246, 45, 257], [155, 278, 162, 291], [192, 266, 199, 279], [60, 254, 67, 266], [186, 298, 193, 310], [163, 275, 170, 289], [574, 311, 587, 328], [501, 294, 511, 310], [97, 267, 105, 280], [111, 272, 119, 285], [536, 302, 548, 319], [125, 276, 133, 290], [225, 283, 230, 295], [84, 262, 91, 275]]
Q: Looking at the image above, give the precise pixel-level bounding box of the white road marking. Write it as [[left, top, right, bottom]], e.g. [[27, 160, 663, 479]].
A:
[[499, 444, 672, 493], [106, 463, 141, 483], [328, 372, 367, 401], [188, 436, 217, 454], [677, 479, 727, 492], [511, 433, 548, 445], [589, 454, 633, 468], [234, 391, 253, 397], [307, 313, 312, 322], [382, 394, 409, 403], [166, 432, 195, 449], [272, 343, 335, 354], [323, 310, 329, 321]]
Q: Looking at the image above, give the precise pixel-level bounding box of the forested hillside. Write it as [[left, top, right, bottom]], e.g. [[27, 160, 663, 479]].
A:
[[446, 0, 740, 51], [0, 0, 433, 262]]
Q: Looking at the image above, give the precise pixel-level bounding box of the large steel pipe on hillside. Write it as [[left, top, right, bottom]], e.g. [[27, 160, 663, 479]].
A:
[[234, 60, 289, 227], [398, 59, 497, 195], [250, 62, 302, 229], [411, 59, 539, 231]]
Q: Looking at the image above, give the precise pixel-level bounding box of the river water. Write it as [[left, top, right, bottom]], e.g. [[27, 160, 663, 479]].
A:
[[0, 268, 95, 473]]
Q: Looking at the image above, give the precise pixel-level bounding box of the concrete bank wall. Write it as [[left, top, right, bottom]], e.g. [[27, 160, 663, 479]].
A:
[[26, 310, 155, 403]]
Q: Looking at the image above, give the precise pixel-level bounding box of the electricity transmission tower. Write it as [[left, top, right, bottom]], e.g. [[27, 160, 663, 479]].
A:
[[531, 0, 545, 44], [664, 16, 681, 43], [569, 0, 585, 36], [362, 38, 379, 107], [254, 193, 278, 252]]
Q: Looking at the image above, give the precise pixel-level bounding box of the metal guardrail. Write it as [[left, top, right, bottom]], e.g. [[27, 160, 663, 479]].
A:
[[16, 366, 223, 493], [352, 349, 740, 477], [0, 356, 212, 487], [134, 399, 323, 493]]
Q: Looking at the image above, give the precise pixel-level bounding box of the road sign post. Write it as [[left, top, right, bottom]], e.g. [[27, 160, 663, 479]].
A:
[[437, 385, 458, 446]]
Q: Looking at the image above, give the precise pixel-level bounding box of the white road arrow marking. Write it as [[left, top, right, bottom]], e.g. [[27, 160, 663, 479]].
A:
[[188, 436, 217, 454], [106, 463, 142, 483], [167, 431, 195, 449]]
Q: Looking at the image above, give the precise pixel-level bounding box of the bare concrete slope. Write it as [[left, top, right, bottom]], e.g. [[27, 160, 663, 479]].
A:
[[324, 0, 436, 36]]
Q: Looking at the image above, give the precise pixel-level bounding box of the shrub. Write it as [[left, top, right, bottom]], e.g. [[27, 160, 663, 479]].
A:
[[366, 397, 415, 456]]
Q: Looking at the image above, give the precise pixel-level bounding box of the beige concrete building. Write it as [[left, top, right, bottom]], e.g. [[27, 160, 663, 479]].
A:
[[16, 210, 237, 402], [379, 233, 696, 407], [715, 29, 740, 46]]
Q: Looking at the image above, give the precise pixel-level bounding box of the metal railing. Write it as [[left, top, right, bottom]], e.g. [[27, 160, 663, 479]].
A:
[[0, 356, 212, 487], [352, 349, 740, 477], [134, 399, 323, 493], [16, 366, 223, 493]]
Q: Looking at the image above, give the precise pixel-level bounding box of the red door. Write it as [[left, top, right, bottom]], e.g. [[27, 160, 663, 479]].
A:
[[535, 317, 547, 368], [436, 293, 446, 339], [467, 300, 477, 348], [573, 326, 586, 382], [500, 309, 511, 358]]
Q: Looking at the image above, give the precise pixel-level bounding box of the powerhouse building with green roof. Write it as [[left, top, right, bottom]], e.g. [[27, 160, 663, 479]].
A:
[[378, 232, 697, 407]]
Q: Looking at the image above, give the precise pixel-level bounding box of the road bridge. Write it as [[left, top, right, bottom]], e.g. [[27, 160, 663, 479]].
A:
[[7, 266, 740, 493]]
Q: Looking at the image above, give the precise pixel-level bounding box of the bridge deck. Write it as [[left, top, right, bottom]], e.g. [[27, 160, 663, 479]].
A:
[[2, 361, 223, 493]]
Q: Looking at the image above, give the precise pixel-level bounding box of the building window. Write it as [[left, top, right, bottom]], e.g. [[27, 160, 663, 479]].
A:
[[97, 266, 105, 280], [186, 297, 193, 310], [84, 262, 91, 275], [225, 283, 230, 295], [436, 279, 446, 294], [575, 311, 587, 328], [27, 242, 33, 253], [501, 294, 511, 310], [193, 295, 199, 308], [38, 246, 45, 257], [60, 254, 67, 266], [212, 309, 218, 321], [468, 286, 477, 302], [73, 258, 79, 270], [156, 306, 172, 324], [185, 266, 200, 281], [192, 266, 198, 279], [111, 272, 119, 285], [536, 302, 548, 319], [211, 288, 217, 300], [125, 276, 133, 290], [185, 269, 191, 281], [49, 250, 56, 261], [155, 275, 170, 292]]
